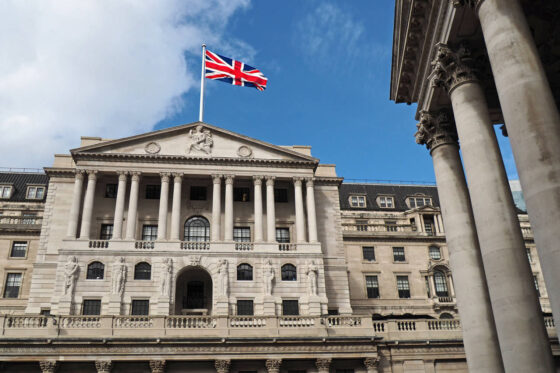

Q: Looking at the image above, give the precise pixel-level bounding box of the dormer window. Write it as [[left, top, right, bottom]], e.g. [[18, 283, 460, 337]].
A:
[[26, 186, 45, 200], [350, 195, 366, 208], [0, 185, 13, 199], [377, 196, 394, 208], [407, 196, 432, 209]]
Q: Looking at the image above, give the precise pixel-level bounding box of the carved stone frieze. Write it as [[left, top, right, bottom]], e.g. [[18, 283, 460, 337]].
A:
[[145, 141, 161, 154], [149, 360, 166, 373], [364, 357, 379, 372], [315, 358, 332, 373], [429, 43, 479, 93], [215, 359, 231, 373], [415, 110, 459, 152], [188, 125, 213, 155], [39, 360, 58, 373], [95, 360, 112, 373], [265, 359, 282, 373]]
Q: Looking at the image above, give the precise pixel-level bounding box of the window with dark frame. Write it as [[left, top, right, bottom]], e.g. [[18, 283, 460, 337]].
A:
[[82, 299, 101, 315], [3, 273, 22, 298], [134, 262, 151, 280], [142, 225, 158, 241], [408, 196, 432, 208], [281, 264, 297, 281], [534, 275, 541, 297], [275, 228, 290, 243], [237, 263, 253, 281], [434, 271, 449, 297], [429, 246, 441, 260], [327, 309, 339, 316], [234, 187, 250, 202], [10, 241, 27, 258], [190, 186, 207, 201], [397, 276, 411, 298], [99, 224, 113, 240], [393, 247, 406, 262], [233, 227, 251, 242], [145, 185, 161, 199], [131, 299, 150, 315], [86, 262, 104, 280], [282, 299, 299, 315], [362, 246, 375, 261], [366, 275, 379, 298], [236, 299, 254, 315], [105, 184, 117, 198], [184, 216, 210, 241], [274, 188, 288, 203]]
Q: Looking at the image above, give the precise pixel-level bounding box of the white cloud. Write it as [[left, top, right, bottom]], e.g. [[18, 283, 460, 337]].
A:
[[0, 0, 251, 168]]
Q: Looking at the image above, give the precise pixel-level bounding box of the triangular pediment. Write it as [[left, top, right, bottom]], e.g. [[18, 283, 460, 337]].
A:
[[71, 122, 318, 163]]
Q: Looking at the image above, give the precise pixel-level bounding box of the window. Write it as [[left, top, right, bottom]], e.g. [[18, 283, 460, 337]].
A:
[[356, 219, 368, 231], [86, 262, 104, 280], [237, 263, 253, 281], [234, 187, 250, 202], [349, 195, 366, 208], [276, 228, 290, 243], [328, 309, 339, 315], [408, 196, 432, 208], [10, 241, 27, 258], [362, 246, 375, 261], [434, 271, 449, 297], [22, 213, 36, 224], [274, 188, 288, 203], [378, 196, 394, 208], [105, 184, 117, 198], [526, 248, 533, 263], [534, 275, 540, 297], [282, 300, 299, 315], [142, 225, 158, 241], [237, 300, 254, 315], [3, 273, 22, 298], [190, 186, 207, 201], [0, 185, 13, 199], [281, 264, 297, 281], [366, 275, 379, 298], [397, 276, 410, 298], [40, 309, 51, 316], [410, 218, 417, 231], [145, 185, 160, 199], [233, 227, 251, 242], [385, 220, 398, 232], [424, 216, 435, 236], [99, 224, 113, 240], [26, 186, 45, 199], [429, 246, 441, 260], [184, 216, 210, 241], [131, 300, 149, 315], [393, 247, 405, 262], [82, 300, 101, 315], [134, 262, 151, 280]]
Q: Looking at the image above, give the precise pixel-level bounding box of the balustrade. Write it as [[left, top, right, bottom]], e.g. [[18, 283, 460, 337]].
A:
[[60, 316, 101, 328], [397, 320, 416, 331], [89, 240, 109, 248], [5, 316, 50, 328], [0, 216, 42, 226], [234, 242, 254, 251], [427, 319, 461, 330], [229, 317, 267, 328], [324, 316, 362, 327], [181, 241, 210, 250], [166, 316, 216, 329], [134, 241, 155, 249], [114, 316, 153, 328], [278, 243, 297, 251], [279, 316, 315, 328]]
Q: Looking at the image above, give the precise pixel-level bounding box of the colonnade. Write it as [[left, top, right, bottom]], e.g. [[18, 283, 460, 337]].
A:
[[66, 172, 318, 244]]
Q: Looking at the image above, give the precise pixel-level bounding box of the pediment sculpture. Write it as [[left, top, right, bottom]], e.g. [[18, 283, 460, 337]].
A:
[[187, 125, 213, 155]]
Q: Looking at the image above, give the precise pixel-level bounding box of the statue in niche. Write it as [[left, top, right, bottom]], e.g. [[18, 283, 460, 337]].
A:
[[218, 259, 229, 296], [111, 257, 127, 296], [306, 260, 319, 296], [161, 258, 173, 297], [64, 256, 80, 297], [263, 260, 275, 296], [188, 125, 213, 155]]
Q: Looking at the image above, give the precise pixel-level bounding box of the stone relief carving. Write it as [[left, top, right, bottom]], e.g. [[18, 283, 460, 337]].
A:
[[111, 257, 127, 296], [189, 255, 201, 267], [149, 360, 166, 373], [214, 359, 231, 373], [237, 145, 253, 158], [161, 258, 173, 297], [263, 260, 275, 296], [39, 360, 58, 373], [144, 141, 161, 154], [265, 359, 282, 373], [95, 360, 112, 373], [428, 43, 478, 93], [64, 256, 79, 297], [306, 260, 319, 296], [415, 110, 459, 152], [187, 125, 213, 155], [218, 259, 229, 297], [315, 358, 332, 373]]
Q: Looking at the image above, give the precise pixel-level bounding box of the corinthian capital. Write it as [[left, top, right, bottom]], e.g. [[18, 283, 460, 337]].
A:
[[415, 110, 459, 152], [39, 360, 58, 373], [265, 359, 282, 373], [214, 359, 231, 373], [428, 43, 478, 93]]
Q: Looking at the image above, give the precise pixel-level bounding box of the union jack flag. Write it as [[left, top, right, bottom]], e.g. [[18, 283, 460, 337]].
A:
[[205, 50, 268, 91]]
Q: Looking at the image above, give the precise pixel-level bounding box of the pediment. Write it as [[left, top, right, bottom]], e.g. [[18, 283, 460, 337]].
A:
[[71, 122, 317, 163]]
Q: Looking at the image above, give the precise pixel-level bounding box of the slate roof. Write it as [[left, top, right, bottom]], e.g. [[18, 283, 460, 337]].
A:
[[0, 172, 48, 202], [339, 183, 440, 212]]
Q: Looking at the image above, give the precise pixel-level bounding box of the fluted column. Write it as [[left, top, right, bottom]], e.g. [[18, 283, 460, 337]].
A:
[[265, 177, 276, 242], [157, 173, 171, 240], [170, 173, 183, 241], [305, 178, 318, 242], [149, 360, 166, 373], [39, 361, 58, 373], [125, 172, 141, 240], [315, 358, 331, 373], [112, 171, 127, 240], [67, 170, 85, 238], [214, 359, 230, 373], [415, 110, 504, 372], [430, 44, 553, 372], [211, 175, 222, 241], [79, 170, 98, 239], [224, 175, 234, 241], [95, 360, 112, 373], [253, 176, 264, 242], [265, 359, 281, 373], [294, 177, 306, 243], [364, 357, 379, 373]]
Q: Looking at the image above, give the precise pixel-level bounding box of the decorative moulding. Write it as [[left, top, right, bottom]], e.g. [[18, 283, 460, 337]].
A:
[[237, 145, 253, 158], [145, 142, 161, 154]]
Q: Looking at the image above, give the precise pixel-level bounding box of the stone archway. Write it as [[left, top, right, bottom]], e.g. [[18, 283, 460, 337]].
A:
[[174, 267, 213, 315]]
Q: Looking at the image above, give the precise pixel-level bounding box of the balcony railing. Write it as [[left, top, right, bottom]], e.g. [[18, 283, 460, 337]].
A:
[[0, 216, 43, 231]]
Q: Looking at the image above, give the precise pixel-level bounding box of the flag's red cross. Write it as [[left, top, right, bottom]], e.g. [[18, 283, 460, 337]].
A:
[[205, 50, 268, 91]]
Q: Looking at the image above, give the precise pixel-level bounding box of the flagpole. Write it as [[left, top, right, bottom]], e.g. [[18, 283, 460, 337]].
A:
[[199, 44, 206, 122]]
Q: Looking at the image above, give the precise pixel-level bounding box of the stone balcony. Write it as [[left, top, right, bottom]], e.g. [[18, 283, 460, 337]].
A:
[[341, 223, 444, 238], [0, 215, 43, 233]]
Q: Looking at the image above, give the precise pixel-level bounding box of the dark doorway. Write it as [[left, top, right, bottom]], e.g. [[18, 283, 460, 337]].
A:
[[174, 267, 213, 315]]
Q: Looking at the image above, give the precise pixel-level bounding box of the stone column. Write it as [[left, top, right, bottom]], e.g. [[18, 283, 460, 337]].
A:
[[253, 176, 264, 242], [67, 170, 85, 238], [112, 171, 127, 240], [79, 170, 98, 239], [265, 176, 276, 242], [415, 110, 504, 372], [170, 173, 183, 241], [447, 274, 456, 298], [428, 275, 436, 299], [315, 358, 331, 373], [214, 359, 231, 373], [364, 357, 379, 373], [305, 178, 318, 242], [125, 172, 141, 240], [470, 0, 560, 341], [149, 360, 166, 373], [430, 44, 554, 372], [39, 361, 58, 373], [224, 175, 234, 241], [211, 175, 222, 241], [293, 177, 306, 243], [157, 173, 170, 240], [265, 359, 281, 373], [95, 360, 112, 373]]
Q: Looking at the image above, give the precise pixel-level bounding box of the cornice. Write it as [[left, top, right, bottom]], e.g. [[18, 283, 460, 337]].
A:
[[314, 176, 344, 186], [43, 167, 74, 178]]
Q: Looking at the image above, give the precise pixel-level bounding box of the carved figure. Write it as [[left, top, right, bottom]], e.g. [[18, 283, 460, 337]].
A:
[[161, 258, 173, 297], [189, 255, 201, 267], [306, 260, 319, 296], [218, 259, 229, 296], [263, 260, 275, 296], [111, 257, 127, 296], [188, 125, 213, 155], [64, 256, 80, 296]]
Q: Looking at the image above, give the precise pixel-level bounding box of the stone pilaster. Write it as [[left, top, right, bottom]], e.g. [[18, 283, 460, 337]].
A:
[[214, 359, 231, 373], [265, 359, 281, 373], [315, 358, 331, 373], [149, 360, 166, 373], [112, 171, 128, 240], [66, 170, 84, 238], [364, 357, 379, 373], [95, 360, 112, 373], [293, 177, 306, 243], [39, 360, 58, 373], [157, 173, 171, 240], [253, 176, 264, 242], [265, 176, 276, 242], [79, 169, 97, 239], [305, 178, 318, 242], [224, 175, 235, 241], [211, 175, 222, 241], [125, 172, 141, 240], [170, 173, 183, 240]]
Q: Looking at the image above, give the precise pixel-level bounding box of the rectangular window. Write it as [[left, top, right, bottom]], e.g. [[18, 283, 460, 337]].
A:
[[237, 300, 254, 316], [234, 187, 250, 202], [142, 225, 158, 241], [350, 195, 366, 207], [10, 241, 27, 258], [276, 228, 290, 243], [274, 188, 288, 203], [424, 216, 435, 236], [429, 246, 441, 260], [327, 309, 339, 315], [385, 220, 398, 232], [378, 196, 394, 208], [526, 248, 533, 263], [233, 227, 251, 242], [40, 309, 51, 316], [282, 300, 299, 316], [3, 273, 22, 298], [409, 197, 432, 208], [105, 184, 117, 198], [82, 299, 101, 315], [99, 224, 113, 240], [366, 275, 379, 298], [393, 247, 406, 262], [131, 300, 150, 315], [397, 276, 411, 298], [534, 275, 540, 297], [190, 186, 207, 201], [26, 186, 46, 199], [0, 185, 13, 199], [362, 246, 375, 261], [145, 185, 160, 199]]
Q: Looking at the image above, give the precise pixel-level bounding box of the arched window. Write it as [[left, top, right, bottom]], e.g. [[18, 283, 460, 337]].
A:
[[281, 264, 297, 281], [237, 263, 253, 281], [86, 262, 104, 280], [440, 312, 454, 319], [134, 262, 151, 280], [434, 271, 449, 297], [184, 216, 210, 241]]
